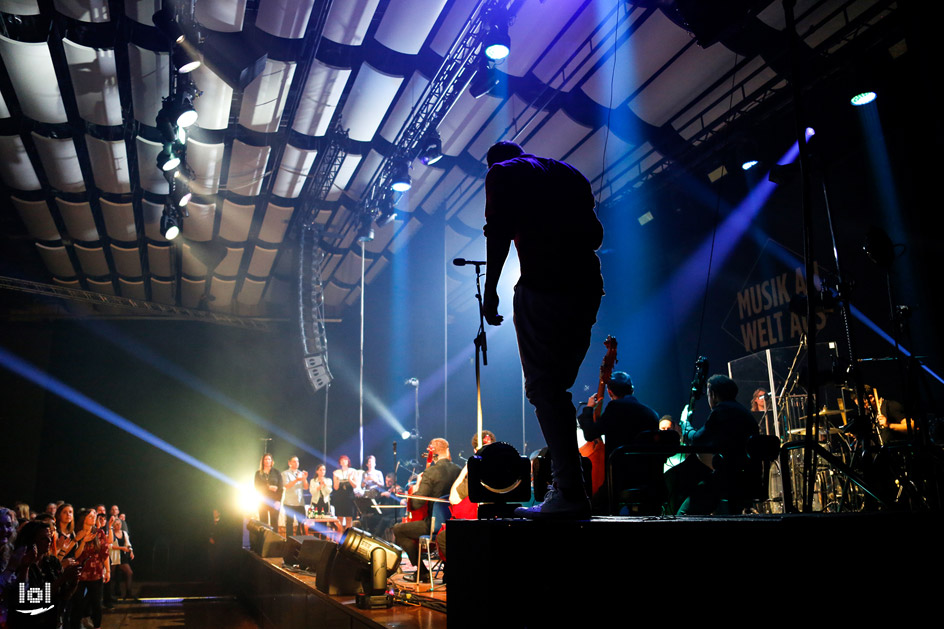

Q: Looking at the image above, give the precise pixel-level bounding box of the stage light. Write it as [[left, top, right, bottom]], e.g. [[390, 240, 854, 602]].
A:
[[805, 127, 816, 139], [171, 181, 192, 207], [851, 91, 876, 106], [173, 46, 202, 74], [401, 430, 411, 440], [390, 161, 411, 192], [156, 143, 182, 172], [159, 94, 198, 130], [469, 56, 501, 98], [160, 206, 181, 240], [375, 202, 397, 227], [484, 19, 510, 61], [155, 108, 177, 144], [418, 131, 443, 166], [176, 101, 197, 128], [741, 160, 759, 171], [356, 216, 375, 242], [467, 442, 532, 518], [237, 484, 262, 514], [152, 8, 185, 44], [338, 527, 402, 609]]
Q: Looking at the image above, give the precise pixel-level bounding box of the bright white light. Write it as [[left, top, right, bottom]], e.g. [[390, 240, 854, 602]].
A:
[[851, 91, 876, 106], [485, 43, 510, 60], [177, 109, 198, 128], [391, 181, 411, 192], [805, 127, 816, 140], [401, 430, 411, 440], [237, 484, 260, 514], [741, 160, 759, 171], [164, 224, 180, 240]]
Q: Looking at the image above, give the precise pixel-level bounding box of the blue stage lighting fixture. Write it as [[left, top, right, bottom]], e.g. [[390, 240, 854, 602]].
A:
[[391, 161, 411, 192], [851, 91, 876, 106], [484, 20, 510, 61], [741, 160, 759, 171]]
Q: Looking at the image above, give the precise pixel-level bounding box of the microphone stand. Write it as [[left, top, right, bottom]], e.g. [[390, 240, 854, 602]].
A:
[[472, 262, 488, 445], [455, 259, 488, 446]]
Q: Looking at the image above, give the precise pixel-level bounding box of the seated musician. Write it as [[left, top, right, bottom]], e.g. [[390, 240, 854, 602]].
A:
[[676, 374, 759, 515], [577, 371, 659, 512], [865, 385, 915, 442], [356, 455, 384, 498], [360, 473, 403, 540], [393, 438, 461, 582]]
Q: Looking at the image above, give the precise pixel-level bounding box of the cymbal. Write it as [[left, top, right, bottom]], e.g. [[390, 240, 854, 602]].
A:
[[798, 409, 844, 421]]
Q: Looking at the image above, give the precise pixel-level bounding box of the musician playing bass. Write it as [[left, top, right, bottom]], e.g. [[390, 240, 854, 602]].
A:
[[392, 438, 461, 582], [577, 371, 659, 512]]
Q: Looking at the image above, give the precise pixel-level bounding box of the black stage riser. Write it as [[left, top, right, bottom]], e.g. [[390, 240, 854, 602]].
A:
[[448, 513, 943, 627]]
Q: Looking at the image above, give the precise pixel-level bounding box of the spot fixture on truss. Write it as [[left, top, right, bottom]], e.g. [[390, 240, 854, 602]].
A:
[[741, 160, 759, 171], [173, 46, 202, 74], [171, 180, 192, 208], [469, 56, 501, 99], [158, 93, 198, 130], [152, 8, 185, 44], [391, 161, 411, 192], [375, 199, 397, 227], [160, 204, 182, 240], [850, 91, 876, 106], [418, 131, 443, 166], [484, 18, 511, 61], [356, 214, 375, 242], [157, 143, 182, 172]]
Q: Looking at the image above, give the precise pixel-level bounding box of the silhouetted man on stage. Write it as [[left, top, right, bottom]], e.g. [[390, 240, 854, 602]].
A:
[[483, 141, 604, 519]]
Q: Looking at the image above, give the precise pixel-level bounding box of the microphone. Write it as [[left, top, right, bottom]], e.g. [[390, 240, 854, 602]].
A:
[[393, 441, 397, 457], [453, 258, 486, 266]]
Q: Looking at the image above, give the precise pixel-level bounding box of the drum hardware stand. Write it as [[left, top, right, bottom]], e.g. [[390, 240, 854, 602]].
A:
[[779, 0, 886, 511], [864, 227, 941, 510]]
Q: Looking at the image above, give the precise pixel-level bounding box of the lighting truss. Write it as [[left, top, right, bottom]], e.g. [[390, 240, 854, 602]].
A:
[[358, 0, 508, 221]]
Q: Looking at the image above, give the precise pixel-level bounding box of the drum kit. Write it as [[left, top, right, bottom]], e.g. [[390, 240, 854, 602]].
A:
[[760, 388, 868, 513]]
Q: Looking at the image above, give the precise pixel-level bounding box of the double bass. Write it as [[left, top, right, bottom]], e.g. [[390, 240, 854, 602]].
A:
[[579, 336, 617, 498]]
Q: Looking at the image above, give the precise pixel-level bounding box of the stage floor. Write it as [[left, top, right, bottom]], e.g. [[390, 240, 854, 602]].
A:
[[242, 511, 943, 628]]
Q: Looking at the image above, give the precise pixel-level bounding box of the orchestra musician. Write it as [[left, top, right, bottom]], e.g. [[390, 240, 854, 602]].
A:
[[392, 438, 461, 582], [676, 374, 759, 515]]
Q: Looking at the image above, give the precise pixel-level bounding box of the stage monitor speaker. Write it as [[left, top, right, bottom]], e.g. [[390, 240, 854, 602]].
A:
[[283, 535, 334, 572], [259, 528, 287, 558]]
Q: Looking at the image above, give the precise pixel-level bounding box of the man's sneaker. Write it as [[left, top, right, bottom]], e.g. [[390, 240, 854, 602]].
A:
[[514, 485, 590, 520]]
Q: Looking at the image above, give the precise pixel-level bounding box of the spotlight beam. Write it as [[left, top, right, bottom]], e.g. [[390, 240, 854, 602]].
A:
[[0, 346, 241, 488], [79, 320, 329, 461]]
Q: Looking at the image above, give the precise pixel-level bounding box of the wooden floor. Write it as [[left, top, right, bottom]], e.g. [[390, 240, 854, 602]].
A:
[[100, 583, 260, 629]]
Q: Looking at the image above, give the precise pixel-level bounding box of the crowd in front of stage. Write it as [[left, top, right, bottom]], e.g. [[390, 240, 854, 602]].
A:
[[1, 502, 136, 629]]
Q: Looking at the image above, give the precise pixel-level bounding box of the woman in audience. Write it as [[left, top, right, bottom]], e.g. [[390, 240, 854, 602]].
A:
[[69, 509, 110, 629], [108, 517, 135, 601], [54, 504, 76, 561]]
